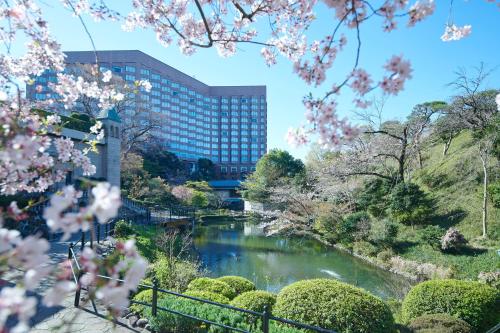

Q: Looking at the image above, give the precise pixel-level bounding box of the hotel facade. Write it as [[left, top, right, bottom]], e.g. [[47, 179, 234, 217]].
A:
[[27, 50, 267, 179]]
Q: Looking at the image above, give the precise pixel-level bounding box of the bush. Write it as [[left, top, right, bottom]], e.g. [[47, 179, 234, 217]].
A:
[[401, 279, 500, 331], [408, 314, 473, 333], [146, 296, 203, 333], [130, 289, 153, 315], [113, 219, 134, 238], [217, 276, 256, 295], [441, 228, 468, 252], [183, 290, 230, 304], [273, 279, 395, 333], [418, 225, 446, 249], [187, 277, 237, 300], [353, 240, 379, 257], [388, 182, 434, 226], [369, 218, 398, 245], [337, 212, 371, 244], [478, 271, 500, 290], [153, 256, 202, 292], [376, 249, 395, 268], [230, 290, 276, 313]]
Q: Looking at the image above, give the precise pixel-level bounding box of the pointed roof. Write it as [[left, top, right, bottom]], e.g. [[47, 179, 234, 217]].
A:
[[97, 108, 121, 123]]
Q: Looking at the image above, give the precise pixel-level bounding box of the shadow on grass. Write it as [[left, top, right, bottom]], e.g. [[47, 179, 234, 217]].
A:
[[429, 208, 468, 229], [443, 246, 488, 256]]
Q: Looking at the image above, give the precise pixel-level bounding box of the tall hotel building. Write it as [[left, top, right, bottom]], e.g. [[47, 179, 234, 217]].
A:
[[27, 50, 267, 179]]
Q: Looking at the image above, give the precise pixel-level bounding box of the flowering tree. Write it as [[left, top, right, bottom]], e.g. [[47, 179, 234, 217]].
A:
[[0, 0, 499, 331]]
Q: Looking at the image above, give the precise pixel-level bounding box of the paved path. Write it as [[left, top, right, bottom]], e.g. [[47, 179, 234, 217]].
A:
[[4, 234, 140, 332]]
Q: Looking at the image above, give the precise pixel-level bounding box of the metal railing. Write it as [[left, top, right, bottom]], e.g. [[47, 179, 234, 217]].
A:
[[67, 243, 336, 333]]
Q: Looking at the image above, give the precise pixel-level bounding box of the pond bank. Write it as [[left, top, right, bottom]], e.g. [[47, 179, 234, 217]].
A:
[[193, 217, 412, 299]]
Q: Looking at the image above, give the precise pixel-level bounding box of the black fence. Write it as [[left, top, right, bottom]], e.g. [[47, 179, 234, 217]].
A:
[[67, 243, 336, 333]]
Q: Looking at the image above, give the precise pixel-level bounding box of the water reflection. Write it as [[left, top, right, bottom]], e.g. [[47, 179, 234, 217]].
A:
[[193, 219, 411, 299]]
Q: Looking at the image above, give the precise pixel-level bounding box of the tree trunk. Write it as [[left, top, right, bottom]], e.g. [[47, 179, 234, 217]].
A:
[[479, 147, 488, 238], [443, 137, 452, 156]]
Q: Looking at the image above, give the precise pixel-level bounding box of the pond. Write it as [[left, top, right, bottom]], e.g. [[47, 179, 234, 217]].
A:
[[193, 217, 411, 300]]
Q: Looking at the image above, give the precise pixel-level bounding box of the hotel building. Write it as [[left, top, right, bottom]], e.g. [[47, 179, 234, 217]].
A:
[[27, 50, 267, 179]]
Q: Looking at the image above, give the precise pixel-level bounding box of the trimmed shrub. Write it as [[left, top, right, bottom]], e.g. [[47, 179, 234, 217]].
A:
[[217, 276, 256, 295], [187, 277, 237, 300], [113, 219, 134, 238], [401, 279, 500, 331], [146, 296, 202, 333], [183, 290, 230, 304], [273, 279, 395, 333], [129, 289, 153, 315], [230, 290, 276, 313], [408, 313, 473, 333]]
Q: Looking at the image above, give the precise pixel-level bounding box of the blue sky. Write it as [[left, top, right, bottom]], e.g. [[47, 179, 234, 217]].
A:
[[40, 1, 500, 159]]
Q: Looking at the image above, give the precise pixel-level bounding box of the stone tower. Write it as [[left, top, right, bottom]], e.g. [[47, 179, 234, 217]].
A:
[[97, 108, 121, 188]]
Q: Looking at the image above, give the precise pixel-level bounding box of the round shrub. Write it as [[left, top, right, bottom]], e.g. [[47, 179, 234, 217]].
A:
[[273, 279, 394, 333], [217, 276, 256, 295], [441, 228, 468, 252], [408, 313, 473, 333], [183, 290, 230, 304], [187, 277, 236, 300], [401, 279, 500, 331], [113, 219, 134, 238], [230, 290, 276, 313], [130, 289, 152, 315]]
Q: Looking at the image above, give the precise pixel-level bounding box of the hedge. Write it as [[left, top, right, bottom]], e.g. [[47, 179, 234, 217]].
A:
[[217, 276, 256, 295], [401, 279, 500, 331], [146, 295, 305, 333], [130, 289, 153, 315], [273, 279, 394, 333], [183, 290, 230, 304], [230, 290, 276, 313], [408, 313, 473, 333], [187, 277, 237, 300]]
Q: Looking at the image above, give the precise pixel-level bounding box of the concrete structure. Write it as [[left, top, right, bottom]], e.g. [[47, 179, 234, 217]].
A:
[[28, 50, 268, 180], [48, 111, 121, 189]]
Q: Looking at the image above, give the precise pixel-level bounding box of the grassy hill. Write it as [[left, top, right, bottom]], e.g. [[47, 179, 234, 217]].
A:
[[394, 131, 499, 279]]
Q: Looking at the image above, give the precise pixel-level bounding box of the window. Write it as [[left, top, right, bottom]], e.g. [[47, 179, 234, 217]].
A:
[[125, 66, 135, 72], [221, 166, 228, 174], [230, 167, 237, 174], [112, 66, 122, 73], [241, 167, 247, 172], [140, 69, 150, 75]]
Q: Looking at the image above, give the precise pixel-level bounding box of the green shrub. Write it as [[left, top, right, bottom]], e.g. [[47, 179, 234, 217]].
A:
[[217, 276, 256, 295], [273, 279, 395, 333], [153, 256, 202, 292], [353, 240, 379, 257], [187, 277, 237, 300], [357, 178, 393, 217], [183, 290, 230, 304], [113, 219, 134, 238], [337, 212, 371, 244], [408, 313, 473, 333], [230, 290, 276, 313], [401, 279, 500, 331], [369, 218, 398, 245], [130, 289, 152, 315], [146, 296, 202, 333], [388, 182, 434, 226], [417, 225, 446, 249]]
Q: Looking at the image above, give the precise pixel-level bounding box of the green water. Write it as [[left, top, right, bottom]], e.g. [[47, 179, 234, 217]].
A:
[[193, 219, 411, 300]]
